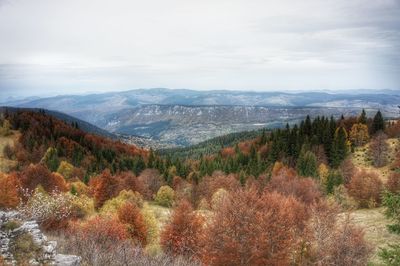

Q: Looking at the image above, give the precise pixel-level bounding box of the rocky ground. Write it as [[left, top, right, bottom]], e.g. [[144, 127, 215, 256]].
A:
[[0, 211, 80, 266]]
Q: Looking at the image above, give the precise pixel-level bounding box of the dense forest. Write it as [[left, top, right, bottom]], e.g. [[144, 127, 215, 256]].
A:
[[1, 108, 400, 265]]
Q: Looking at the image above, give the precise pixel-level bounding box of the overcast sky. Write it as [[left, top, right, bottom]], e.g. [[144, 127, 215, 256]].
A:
[[0, 0, 399, 100]]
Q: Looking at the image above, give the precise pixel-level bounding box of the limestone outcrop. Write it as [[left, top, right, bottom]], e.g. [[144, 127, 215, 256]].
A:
[[0, 211, 80, 266]]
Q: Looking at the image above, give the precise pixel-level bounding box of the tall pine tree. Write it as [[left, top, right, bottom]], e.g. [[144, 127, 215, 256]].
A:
[[358, 109, 367, 124], [330, 126, 349, 168], [372, 110, 385, 134]]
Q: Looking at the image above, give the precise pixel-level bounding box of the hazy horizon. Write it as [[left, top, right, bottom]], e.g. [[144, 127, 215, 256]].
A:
[[2, 87, 400, 104]]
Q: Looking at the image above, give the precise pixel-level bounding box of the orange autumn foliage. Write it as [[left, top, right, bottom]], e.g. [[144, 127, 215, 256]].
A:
[[266, 167, 321, 205], [0, 173, 21, 208], [201, 188, 308, 266], [118, 171, 146, 196], [347, 169, 383, 208], [137, 169, 163, 200], [90, 169, 120, 209], [70, 215, 128, 242], [193, 171, 240, 205], [220, 147, 235, 158], [160, 200, 204, 257], [19, 163, 67, 193], [117, 202, 147, 246], [67, 216, 129, 259]]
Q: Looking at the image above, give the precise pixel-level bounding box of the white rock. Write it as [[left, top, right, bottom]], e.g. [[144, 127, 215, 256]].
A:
[[54, 254, 81, 266]]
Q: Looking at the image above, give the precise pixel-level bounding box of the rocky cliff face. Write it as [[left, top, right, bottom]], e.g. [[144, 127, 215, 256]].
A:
[[0, 211, 80, 266]]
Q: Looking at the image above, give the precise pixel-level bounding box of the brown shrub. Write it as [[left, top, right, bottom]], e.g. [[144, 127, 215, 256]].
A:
[[117, 202, 147, 246], [89, 169, 120, 209], [386, 172, 400, 194], [118, 171, 145, 195], [339, 158, 357, 185], [66, 216, 130, 264], [137, 169, 163, 200], [369, 132, 389, 167], [200, 188, 308, 266], [0, 173, 21, 208], [220, 147, 235, 158], [193, 171, 240, 206], [3, 143, 14, 159], [304, 201, 371, 265], [386, 120, 400, 138], [347, 170, 383, 208], [266, 167, 321, 205], [160, 200, 204, 258], [327, 218, 371, 266], [19, 164, 67, 193]]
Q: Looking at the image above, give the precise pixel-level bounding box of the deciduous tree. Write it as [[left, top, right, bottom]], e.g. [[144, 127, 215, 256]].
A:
[[349, 123, 369, 147], [117, 202, 147, 246], [347, 170, 382, 208], [201, 188, 308, 266], [369, 132, 389, 167], [0, 173, 21, 208], [160, 200, 204, 257]]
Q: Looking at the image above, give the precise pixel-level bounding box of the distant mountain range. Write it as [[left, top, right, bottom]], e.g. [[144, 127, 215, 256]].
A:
[[3, 88, 400, 148]]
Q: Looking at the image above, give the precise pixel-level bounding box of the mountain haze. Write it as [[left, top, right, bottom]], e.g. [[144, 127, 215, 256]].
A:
[[6, 89, 400, 147]]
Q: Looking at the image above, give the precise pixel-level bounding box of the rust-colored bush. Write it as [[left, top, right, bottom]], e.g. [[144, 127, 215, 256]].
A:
[[305, 201, 371, 265], [137, 169, 163, 200], [347, 170, 383, 208], [339, 158, 357, 184], [19, 164, 67, 193], [386, 120, 400, 138], [117, 202, 147, 246], [266, 167, 321, 205], [160, 200, 204, 258], [200, 188, 308, 266], [89, 169, 120, 209], [220, 147, 235, 158], [327, 219, 371, 266], [69, 215, 128, 244], [386, 172, 400, 194], [117, 171, 145, 195], [193, 171, 240, 206], [0, 173, 21, 208]]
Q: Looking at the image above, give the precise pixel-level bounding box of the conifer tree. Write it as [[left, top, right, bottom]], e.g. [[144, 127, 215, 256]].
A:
[[359, 109, 367, 124], [147, 149, 155, 168], [372, 110, 385, 134], [239, 171, 246, 186], [330, 127, 349, 168], [297, 147, 318, 178], [259, 129, 267, 145], [41, 147, 60, 172]]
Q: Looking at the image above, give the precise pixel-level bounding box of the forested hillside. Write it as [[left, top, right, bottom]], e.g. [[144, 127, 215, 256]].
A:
[[1, 109, 400, 265]]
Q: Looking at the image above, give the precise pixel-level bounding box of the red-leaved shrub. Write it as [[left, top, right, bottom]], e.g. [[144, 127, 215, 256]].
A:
[[200, 188, 307, 265], [347, 170, 383, 208], [117, 202, 147, 246], [160, 200, 204, 258]]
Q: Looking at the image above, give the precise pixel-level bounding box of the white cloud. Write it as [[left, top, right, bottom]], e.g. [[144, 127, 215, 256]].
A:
[[0, 0, 399, 98]]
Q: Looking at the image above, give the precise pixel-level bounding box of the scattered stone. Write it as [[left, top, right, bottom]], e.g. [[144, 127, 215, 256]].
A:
[[55, 254, 82, 266], [0, 210, 81, 265]]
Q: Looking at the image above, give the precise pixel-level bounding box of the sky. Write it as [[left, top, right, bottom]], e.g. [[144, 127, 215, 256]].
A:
[[0, 0, 399, 100]]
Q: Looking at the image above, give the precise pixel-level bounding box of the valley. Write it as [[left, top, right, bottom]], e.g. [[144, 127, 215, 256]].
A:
[[4, 89, 400, 148]]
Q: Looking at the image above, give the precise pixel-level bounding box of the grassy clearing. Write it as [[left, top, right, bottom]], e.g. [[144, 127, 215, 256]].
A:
[[347, 208, 400, 265], [0, 130, 19, 172]]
